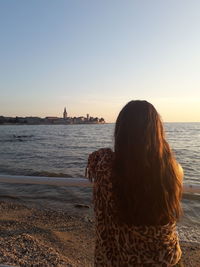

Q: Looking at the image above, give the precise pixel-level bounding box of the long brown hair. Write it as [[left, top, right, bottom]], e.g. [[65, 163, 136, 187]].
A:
[[113, 100, 182, 226]]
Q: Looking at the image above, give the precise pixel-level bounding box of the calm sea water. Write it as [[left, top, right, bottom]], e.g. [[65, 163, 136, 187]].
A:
[[0, 123, 199, 184]]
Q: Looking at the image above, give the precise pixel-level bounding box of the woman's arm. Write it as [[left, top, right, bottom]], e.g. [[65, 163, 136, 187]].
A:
[[85, 150, 100, 182], [177, 163, 184, 184], [85, 148, 113, 182]]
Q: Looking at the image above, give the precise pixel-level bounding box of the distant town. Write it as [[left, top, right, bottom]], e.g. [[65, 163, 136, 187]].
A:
[[0, 107, 105, 125]]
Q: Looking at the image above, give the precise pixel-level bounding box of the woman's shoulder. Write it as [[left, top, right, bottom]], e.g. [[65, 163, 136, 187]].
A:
[[89, 147, 114, 162], [93, 147, 113, 158], [86, 148, 114, 182]]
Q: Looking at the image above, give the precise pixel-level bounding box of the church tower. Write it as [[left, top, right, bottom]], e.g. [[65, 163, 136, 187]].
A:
[[63, 107, 67, 119]]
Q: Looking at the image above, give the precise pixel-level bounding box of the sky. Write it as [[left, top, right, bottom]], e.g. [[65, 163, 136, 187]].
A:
[[0, 0, 200, 122]]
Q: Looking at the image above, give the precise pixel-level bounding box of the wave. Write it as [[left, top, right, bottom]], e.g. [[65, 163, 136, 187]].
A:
[[13, 134, 34, 138], [0, 170, 84, 178], [0, 134, 36, 142], [30, 171, 75, 178], [182, 192, 200, 200]]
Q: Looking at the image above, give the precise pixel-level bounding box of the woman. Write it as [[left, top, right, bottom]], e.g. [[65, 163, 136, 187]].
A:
[[86, 100, 183, 267]]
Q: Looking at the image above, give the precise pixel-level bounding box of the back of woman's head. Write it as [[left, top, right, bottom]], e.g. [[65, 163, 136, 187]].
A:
[[113, 100, 182, 226]]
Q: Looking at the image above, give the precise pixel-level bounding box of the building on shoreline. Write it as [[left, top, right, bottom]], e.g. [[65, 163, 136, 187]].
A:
[[63, 107, 67, 119], [0, 108, 105, 125]]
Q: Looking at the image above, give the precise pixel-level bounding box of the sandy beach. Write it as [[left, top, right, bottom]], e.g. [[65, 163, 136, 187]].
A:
[[0, 201, 94, 266], [0, 183, 200, 267]]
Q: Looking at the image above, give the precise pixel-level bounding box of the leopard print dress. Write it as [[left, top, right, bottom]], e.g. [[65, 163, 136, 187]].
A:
[[86, 148, 182, 267]]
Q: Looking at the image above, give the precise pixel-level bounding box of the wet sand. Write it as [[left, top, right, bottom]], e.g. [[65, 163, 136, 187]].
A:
[[0, 183, 200, 267]]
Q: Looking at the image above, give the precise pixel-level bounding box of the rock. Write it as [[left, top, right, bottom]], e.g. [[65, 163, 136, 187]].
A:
[[74, 204, 90, 209]]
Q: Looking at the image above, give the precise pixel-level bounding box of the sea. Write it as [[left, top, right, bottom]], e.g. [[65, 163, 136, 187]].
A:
[[0, 123, 199, 228], [0, 123, 199, 184]]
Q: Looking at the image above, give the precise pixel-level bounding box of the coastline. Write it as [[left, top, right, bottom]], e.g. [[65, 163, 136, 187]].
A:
[[0, 122, 106, 125], [0, 181, 200, 266], [0, 174, 199, 193]]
